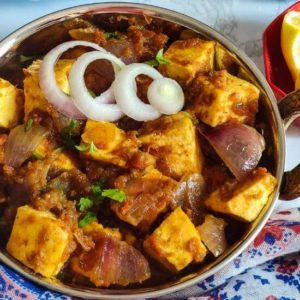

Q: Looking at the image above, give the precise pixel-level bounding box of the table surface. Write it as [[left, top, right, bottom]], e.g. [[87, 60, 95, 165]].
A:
[[0, 0, 299, 205]]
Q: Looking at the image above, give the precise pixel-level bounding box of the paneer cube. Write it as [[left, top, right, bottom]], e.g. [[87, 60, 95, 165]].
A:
[[6, 205, 73, 278], [159, 38, 215, 86], [23, 59, 74, 119], [0, 78, 23, 129], [52, 152, 77, 172], [215, 43, 239, 74], [144, 207, 207, 273], [83, 222, 122, 240], [187, 70, 260, 127], [80, 120, 139, 168], [139, 112, 203, 180], [69, 27, 105, 44], [204, 168, 277, 222], [111, 168, 177, 231], [33, 138, 77, 171], [33, 137, 56, 159]]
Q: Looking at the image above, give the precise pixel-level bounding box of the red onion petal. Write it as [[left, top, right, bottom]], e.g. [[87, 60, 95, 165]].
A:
[[69, 51, 125, 122], [202, 123, 265, 179], [5, 124, 49, 168], [71, 231, 150, 287], [113, 63, 162, 121], [39, 41, 106, 119], [198, 214, 227, 257]]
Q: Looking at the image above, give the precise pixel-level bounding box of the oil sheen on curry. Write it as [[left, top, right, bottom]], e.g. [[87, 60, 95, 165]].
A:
[[0, 15, 277, 289]]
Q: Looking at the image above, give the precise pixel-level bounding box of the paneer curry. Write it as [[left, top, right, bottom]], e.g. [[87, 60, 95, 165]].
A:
[[0, 15, 277, 289]]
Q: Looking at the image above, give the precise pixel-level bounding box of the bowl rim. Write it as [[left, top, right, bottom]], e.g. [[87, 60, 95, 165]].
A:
[[0, 2, 285, 299]]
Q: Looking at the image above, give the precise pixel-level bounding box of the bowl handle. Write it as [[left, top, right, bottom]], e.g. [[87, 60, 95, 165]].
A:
[[276, 90, 300, 210]]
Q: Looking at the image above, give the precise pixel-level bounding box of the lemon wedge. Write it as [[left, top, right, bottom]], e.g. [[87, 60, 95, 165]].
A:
[[281, 11, 300, 83]]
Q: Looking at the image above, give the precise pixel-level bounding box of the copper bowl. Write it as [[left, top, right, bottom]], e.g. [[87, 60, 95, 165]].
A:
[[0, 3, 299, 299]]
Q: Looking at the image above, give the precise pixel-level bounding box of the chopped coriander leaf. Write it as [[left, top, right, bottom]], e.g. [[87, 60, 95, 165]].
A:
[[68, 119, 78, 133], [193, 118, 200, 125], [145, 59, 159, 67], [75, 142, 99, 154], [79, 197, 94, 212], [88, 89, 96, 98], [89, 141, 98, 153], [24, 118, 33, 132], [19, 54, 41, 66], [156, 48, 171, 65], [91, 185, 102, 195], [75, 143, 90, 152], [104, 31, 119, 39], [182, 111, 199, 125], [79, 212, 97, 228], [144, 48, 170, 67], [61, 119, 79, 149], [182, 111, 192, 118], [91, 178, 106, 195], [33, 152, 44, 160], [102, 189, 127, 202], [54, 147, 64, 153], [61, 134, 76, 149]]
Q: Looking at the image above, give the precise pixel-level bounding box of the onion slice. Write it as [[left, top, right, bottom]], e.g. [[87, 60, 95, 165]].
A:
[[113, 63, 162, 121], [5, 124, 49, 168], [201, 123, 265, 180], [148, 77, 184, 115], [198, 214, 227, 257], [39, 41, 107, 119], [69, 51, 125, 122]]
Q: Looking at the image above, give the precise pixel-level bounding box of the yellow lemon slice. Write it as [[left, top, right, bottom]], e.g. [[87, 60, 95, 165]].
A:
[[281, 11, 300, 83]]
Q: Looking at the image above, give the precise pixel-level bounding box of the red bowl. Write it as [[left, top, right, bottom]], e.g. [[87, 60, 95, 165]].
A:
[[263, 1, 300, 99], [263, 1, 300, 100]]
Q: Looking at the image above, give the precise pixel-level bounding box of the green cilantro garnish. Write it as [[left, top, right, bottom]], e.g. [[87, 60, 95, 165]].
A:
[[156, 48, 171, 64], [104, 31, 119, 39], [33, 152, 44, 160], [75, 141, 98, 154], [193, 119, 200, 125], [61, 119, 79, 149], [89, 142, 98, 153], [24, 118, 33, 132], [145, 48, 171, 67], [101, 189, 127, 202], [78, 197, 94, 212], [54, 147, 64, 153], [19, 54, 41, 66], [88, 89, 96, 98], [91, 178, 106, 195], [79, 212, 97, 228], [75, 144, 90, 152], [68, 119, 78, 132], [182, 111, 199, 125], [144, 59, 158, 67], [77, 178, 126, 228]]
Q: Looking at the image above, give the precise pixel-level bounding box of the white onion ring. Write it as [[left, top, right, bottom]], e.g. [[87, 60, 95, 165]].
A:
[[147, 77, 184, 115], [69, 51, 125, 122], [95, 87, 115, 104], [113, 63, 162, 121], [39, 41, 107, 119]]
